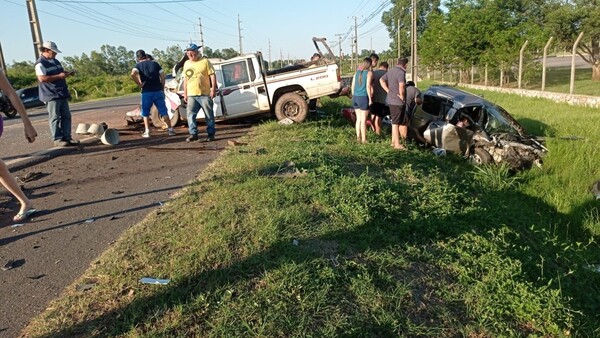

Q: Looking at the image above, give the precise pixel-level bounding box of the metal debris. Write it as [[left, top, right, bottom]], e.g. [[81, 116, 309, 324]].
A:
[[139, 277, 170, 285]]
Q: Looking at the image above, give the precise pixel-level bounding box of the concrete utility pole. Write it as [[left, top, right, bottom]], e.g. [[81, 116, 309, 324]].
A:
[[411, 0, 418, 85], [237, 14, 243, 54], [0, 42, 6, 70], [397, 18, 401, 59], [354, 16, 358, 68], [268, 39, 271, 68], [27, 0, 43, 60], [198, 18, 205, 55], [335, 34, 343, 59]]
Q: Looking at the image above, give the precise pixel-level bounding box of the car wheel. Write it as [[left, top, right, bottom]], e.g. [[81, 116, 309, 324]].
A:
[[470, 147, 493, 165], [274, 93, 308, 123], [4, 107, 18, 118]]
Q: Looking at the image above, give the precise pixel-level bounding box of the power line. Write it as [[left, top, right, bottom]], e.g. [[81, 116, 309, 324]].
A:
[[41, 0, 206, 3]]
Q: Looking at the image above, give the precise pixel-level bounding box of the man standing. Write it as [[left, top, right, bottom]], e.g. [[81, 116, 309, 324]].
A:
[[380, 57, 409, 150], [405, 81, 422, 120], [182, 43, 217, 142], [370, 61, 389, 135], [35, 41, 78, 147], [130, 49, 175, 138]]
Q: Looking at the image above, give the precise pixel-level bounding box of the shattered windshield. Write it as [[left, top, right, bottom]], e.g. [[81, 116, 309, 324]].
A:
[[483, 104, 524, 135]]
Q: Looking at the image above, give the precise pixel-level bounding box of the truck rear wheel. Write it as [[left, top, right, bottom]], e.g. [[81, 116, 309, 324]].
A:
[[274, 93, 308, 123]]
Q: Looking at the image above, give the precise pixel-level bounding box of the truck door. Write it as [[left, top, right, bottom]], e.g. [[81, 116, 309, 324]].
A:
[[219, 59, 259, 116]]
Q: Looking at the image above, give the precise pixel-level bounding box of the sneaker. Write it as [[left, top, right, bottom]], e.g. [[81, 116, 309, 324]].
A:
[[142, 131, 150, 138], [167, 128, 176, 136], [65, 139, 80, 146], [186, 134, 198, 142], [205, 135, 215, 142], [53, 140, 68, 147]]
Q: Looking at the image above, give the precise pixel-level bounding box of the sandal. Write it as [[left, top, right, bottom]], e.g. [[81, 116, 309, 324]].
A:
[[13, 208, 36, 222]]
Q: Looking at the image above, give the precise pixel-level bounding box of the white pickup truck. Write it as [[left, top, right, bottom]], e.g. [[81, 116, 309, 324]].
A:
[[159, 37, 344, 126]]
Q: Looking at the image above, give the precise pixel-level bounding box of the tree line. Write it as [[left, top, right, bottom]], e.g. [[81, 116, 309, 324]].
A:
[[382, 0, 599, 82]]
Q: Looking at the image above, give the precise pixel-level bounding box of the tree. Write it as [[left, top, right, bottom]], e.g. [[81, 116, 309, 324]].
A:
[[419, 0, 546, 83], [381, 0, 442, 57], [4, 61, 37, 88], [151, 45, 185, 73], [546, 0, 600, 81]]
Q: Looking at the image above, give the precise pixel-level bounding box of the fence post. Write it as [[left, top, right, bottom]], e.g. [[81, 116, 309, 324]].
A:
[[570, 32, 584, 95], [485, 63, 488, 86], [518, 39, 529, 89], [541, 36, 554, 92], [471, 63, 474, 84]]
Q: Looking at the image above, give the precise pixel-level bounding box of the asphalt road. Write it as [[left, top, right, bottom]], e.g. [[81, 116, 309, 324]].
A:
[[0, 97, 257, 337]]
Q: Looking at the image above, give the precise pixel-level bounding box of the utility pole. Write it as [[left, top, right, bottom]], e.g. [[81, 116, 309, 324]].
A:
[[411, 0, 418, 85], [26, 0, 43, 60], [397, 18, 400, 58], [350, 38, 355, 70], [237, 14, 243, 54], [335, 34, 343, 60], [354, 16, 358, 68], [0, 42, 6, 70], [198, 17, 205, 55], [268, 39, 271, 68]]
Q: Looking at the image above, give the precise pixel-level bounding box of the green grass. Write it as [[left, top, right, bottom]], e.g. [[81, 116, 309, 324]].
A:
[[24, 92, 600, 337]]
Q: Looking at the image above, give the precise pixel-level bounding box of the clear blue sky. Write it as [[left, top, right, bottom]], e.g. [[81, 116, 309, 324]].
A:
[[2, 0, 393, 65]]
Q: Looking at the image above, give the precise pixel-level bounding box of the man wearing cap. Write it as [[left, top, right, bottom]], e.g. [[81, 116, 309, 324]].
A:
[[182, 43, 217, 142], [35, 41, 79, 147], [130, 49, 176, 138]]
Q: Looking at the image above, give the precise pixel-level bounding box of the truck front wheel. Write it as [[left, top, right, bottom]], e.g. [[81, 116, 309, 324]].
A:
[[274, 93, 308, 123]]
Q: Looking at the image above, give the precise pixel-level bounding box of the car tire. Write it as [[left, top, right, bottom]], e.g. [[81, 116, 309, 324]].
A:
[[4, 107, 18, 118], [274, 93, 308, 123], [471, 147, 493, 165]]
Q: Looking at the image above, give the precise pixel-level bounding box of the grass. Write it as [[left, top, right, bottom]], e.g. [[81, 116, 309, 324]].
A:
[[23, 89, 600, 337]]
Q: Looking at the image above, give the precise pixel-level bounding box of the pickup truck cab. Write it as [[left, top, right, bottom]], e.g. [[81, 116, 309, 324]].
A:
[[164, 37, 343, 125]]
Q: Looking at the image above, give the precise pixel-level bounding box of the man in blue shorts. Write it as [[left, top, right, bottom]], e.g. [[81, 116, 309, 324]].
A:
[[130, 49, 175, 138]]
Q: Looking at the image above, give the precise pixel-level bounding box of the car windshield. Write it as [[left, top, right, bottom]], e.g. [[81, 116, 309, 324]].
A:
[[482, 104, 523, 135]]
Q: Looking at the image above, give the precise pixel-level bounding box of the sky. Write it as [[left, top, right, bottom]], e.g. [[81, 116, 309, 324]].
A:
[[1, 0, 394, 65]]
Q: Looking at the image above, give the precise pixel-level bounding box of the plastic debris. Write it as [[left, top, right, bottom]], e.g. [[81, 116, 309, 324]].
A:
[[292, 239, 299, 246], [11, 223, 24, 228], [432, 148, 446, 156], [278, 118, 294, 125], [139, 277, 170, 285], [84, 218, 95, 223]]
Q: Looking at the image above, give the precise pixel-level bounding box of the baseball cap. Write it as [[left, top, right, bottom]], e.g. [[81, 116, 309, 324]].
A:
[[136, 49, 147, 60], [42, 41, 61, 53], [184, 43, 200, 51]]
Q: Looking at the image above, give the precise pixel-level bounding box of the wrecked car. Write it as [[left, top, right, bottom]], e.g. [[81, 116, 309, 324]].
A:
[[408, 85, 547, 170]]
